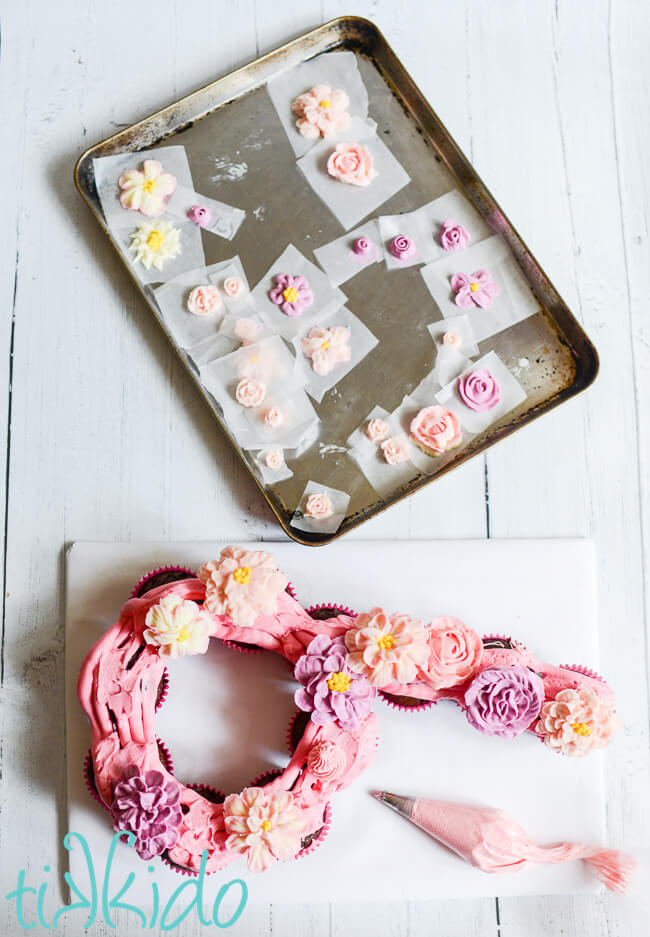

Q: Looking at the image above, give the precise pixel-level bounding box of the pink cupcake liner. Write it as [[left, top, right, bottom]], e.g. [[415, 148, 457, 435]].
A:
[[296, 802, 333, 859], [156, 737, 174, 775], [559, 663, 609, 686], [222, 638, 263, 655], [378, 690, 437, 713], [482, 632, 514, 645], [186, 782, 226, 804], [306, 602, 357, 621], [248, 768, 283, 789], [155, 668, 169, 712], [285, 580, 297, 601], [130, 565, 196, 598], [285, 710, 311, 754]]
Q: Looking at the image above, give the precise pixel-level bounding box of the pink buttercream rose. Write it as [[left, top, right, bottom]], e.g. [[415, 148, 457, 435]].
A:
[[410, 405, 462, 456], [535, 687, 620, 756], [440, 218, 471, 252], [306, 740, 347, 783], [423, 616, 483, 689], [457, 369, 500, 412], [264, 407, 284, 429], [365, 418, 389, 442], [264, 449, 283, 470], [224, 276, 244, 298], [187, 285, 222, 316], [197, 546, 289, 628], [291, 84, 351, 139], [327, 142, 376, 187], [381, 437, 409, 465], [235, 378, 266, 408], [443, 330, 461, 348], [305, 492, 332, 519], [345, 607, 430, 686]]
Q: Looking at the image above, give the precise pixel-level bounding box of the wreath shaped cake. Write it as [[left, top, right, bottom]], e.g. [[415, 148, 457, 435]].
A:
[[78, 546, 620, 875]]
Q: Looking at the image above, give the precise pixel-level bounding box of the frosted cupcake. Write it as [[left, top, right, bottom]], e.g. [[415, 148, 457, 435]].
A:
[[410, 405, 462, 456]]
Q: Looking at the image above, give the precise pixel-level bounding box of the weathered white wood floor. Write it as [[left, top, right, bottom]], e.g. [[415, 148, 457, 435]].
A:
[[0, 0, 648, 934]]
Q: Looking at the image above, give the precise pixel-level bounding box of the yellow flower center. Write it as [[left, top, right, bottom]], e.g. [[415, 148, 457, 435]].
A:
[[321, 341, 330, 350], [320, 99, 332, 108], [233, 566, 252, 585], [146, 230, 164, 252], [177, 628, 190, 643], [571, 722, 591, 736], [283, 286, 299, 304], [142, 178, 157, 193], [377, 634, 395, 650], [327, 671, 351, 693], [261, 820, 272, 832], [469, 282, 480, 292]]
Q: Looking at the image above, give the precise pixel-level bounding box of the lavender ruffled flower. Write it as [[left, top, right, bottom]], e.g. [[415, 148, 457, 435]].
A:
[[294, 634, 375, 731], [464, 666, 545, 739], [110, 765, 183, 859]]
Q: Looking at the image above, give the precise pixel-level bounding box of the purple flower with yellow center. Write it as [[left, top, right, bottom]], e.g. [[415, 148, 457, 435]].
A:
[[269, 273, 314, 317], [294, 634, 375, 731]]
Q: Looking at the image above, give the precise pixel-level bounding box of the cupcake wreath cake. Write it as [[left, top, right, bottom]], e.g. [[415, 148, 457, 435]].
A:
[[78, 546, 620, 875]]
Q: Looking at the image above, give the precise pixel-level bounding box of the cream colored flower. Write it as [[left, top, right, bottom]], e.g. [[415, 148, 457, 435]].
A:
[[118, 159, 177, 216], [143, 593, 211, 658], [129, 221, 181, 271], [223, 787, 304, 872]]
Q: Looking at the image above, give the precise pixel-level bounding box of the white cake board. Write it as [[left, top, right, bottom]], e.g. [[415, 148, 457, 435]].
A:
[[65, 540, 606, 903]]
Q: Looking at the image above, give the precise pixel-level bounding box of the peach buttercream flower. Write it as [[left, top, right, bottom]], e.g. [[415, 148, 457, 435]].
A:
[[365, 418, 389, 442], [410, 405, 462, 456], [198, 546, 289, 628], [291, 84, 351, 139], [423, 616, 483, 689], [264, 407, 284, 429], [143, 594, 211, 658], [224, 276, 244, 298], [301, 325, 351, 377], [344, 607, 429, 686], [327, 142, 376, 187], [264, 449, 283, 470], [381, 437, 409, 465], [305, 492, 332, 519], [535, 687, 620, 756], [187, 285, 222, 316], [443, 330, 461, 348], [235, 378, 266, 408], [223, 787, 305, 872], [118, 159, 177, 216]]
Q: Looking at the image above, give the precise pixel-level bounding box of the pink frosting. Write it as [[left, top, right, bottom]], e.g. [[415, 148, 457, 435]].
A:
[[291, 84, 351, 139], [423, 617, 484, 689], [440, 219, 470, 252], [301, 325, 351, 377], [535, 687, 620, 756], [223, 787, 305, 872], [457, 369, 500, 412], [264, 407, 284, 429], [305, 492, 332, 519], [264, 449, 283, 470], [451, 270, 500, 309], [327, 142, 375, 187], [345, 608, 429, 687], [381, 437, 409, 465], [224, 276, 244, 297], [410, 405, 462, 455], [389, 235, 415, 261], [366, 418, 389, 442], [307, 740, 347, 783], [187, 285, 222, 316], [186, 204, 212, 227], [353, 236, 374, 257], [235, 378, 266, 408]]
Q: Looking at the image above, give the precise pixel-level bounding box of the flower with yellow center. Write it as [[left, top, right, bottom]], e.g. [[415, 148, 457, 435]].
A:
[[321, 341, 330, 351], [261, 820, 272, 832], [344, 607, 429, 687], [572, 722, 591, 736], [143, 593, 211, 658], [469, 282, 480, 292], [129, 221, 181, 271], [327, 671, 351, 693], [142, 178, 157, 194], [283, 286, 299, 304], [319, 98, 332, 108], [377, 633, 395, 650], [233, 566, 252, 585]]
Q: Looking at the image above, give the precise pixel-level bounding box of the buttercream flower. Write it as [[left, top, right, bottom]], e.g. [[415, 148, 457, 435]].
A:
[[294, 634, 375, 730], [464, 666, 545, 739], [186, 284, 222, 316], [301, 325, 351, 376], [269, 273, 314, 317], [457, 369, 501, 412], [365, 418, 389, 442], [291, 84, 351, 139], [223, 787, 305, 872], [264, 407, 284, 429], [264, 449, 283, 470], [535, 687, 620, 756], [235, 378, 266, 408], [353, 236, 375, 257], [224, 276, 244, 298], [129, 221, 181, 271], [118, 160, 177, 217], [305, 492, 332, 519], [410, 405, 462, 456], [186, 204, 212, 227], [143, 593, 211, 658], [451, 270, 500, 309], [198, 546, 289, 628], [306, 740, 347, 783], [234, 317, 260, 345], [381, 437, 409, 465], [344, 608, 429, 687], [389, 235, 415, 261], [327, 142, 376, 187], [442, 330, 461, 348], [423, 616, 483, 689], [440, 219, 470, 252], [110, 766, 182, 859]]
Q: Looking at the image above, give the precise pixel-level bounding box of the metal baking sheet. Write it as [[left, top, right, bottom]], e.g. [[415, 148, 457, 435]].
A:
[[74, 16, 598, 546]]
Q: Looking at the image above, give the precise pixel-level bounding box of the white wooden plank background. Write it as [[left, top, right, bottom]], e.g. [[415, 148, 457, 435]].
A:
[[0, 1, 648, 935]]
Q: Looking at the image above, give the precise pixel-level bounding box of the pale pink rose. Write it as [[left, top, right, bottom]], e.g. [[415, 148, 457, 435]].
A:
[[381, 437, 409, 465], [443, 330, 461, 348], [223, 787, 305, 872], [440, 219, 471, 252], [424, 616, 483, 689], [327, 142, 376, 187], [118, 159, 177, 216], [264, 407, 284, 429], [264, 449, 283, 470], [235, 378, 266, 408], [410, 405, 462, 456], [301, 325, 351, 376], [224, 276, 244, 298], [306, 740, 347, 782], [234, 317, 260, 345], [535, 687, 620, 756], [291, 84, 351, 139], [186, 285, 222, 316], [365, 418, 389, 442], [345, 607, 430, 687], [198, 546, 289, 628], [305, 492, 332, 519]]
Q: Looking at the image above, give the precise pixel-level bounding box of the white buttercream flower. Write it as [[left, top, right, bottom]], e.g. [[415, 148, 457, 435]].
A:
[[143, 594, 211, 657]]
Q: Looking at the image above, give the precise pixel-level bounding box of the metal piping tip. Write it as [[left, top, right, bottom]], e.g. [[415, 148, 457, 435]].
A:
[[370, 790, 416, 819]]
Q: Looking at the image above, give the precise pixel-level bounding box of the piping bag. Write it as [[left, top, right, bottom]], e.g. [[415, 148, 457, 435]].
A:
[[372, 792, 634, 895]]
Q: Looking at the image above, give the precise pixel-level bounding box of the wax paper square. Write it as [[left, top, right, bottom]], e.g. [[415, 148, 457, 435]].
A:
[[236, 389, 320, 451], [112, 215, 205, 286], [165, 184, 246, 240], [313, 220, 383, 286], [435, 351, 527, 435], [153, 265, 226, 348], [347, 405, 421, 497], [207, 257, 253, 314], [297, 117, 410, 231], [290, 481, 350, 536], [422, 189, 493, 262], [427, 315, 480, 358], [292, 305, 379, 404], [185, 333, 238, 369], [250, 448, 294, 485], [250, 243, 346, 340], [266, 50, 369, 158]]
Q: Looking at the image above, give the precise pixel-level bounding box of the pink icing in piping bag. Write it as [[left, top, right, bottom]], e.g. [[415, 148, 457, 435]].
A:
[[371, 792, 635, 894]]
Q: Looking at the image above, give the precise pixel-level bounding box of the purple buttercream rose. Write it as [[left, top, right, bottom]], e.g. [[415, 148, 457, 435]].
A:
[[439, 218, 471, 252], [110, 765, 183, 859], [187, 204, 212, 227], [294, 634, 375, 731], [464, 666, 545, 739]]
